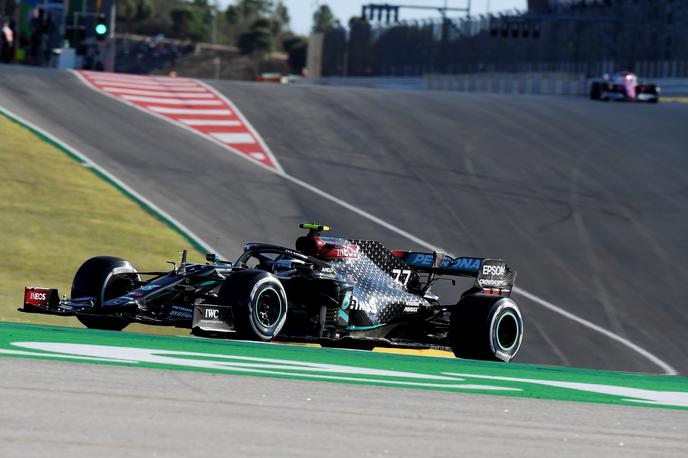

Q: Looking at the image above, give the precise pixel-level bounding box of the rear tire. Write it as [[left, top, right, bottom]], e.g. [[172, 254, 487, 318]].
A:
[[219, 270, 287, 341], [71, 256, 139, 331], [450, 295, 523, 362]]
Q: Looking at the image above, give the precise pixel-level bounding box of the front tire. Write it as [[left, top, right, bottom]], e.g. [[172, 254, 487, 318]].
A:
[[450, 295, 523, 362], [71, 256, 139, 331], [219, 270, 288, 341], [590, 82, 601, 100], [646, 84, 660, 103]]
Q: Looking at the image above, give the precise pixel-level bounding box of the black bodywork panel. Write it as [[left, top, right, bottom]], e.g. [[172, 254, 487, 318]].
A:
[[21, 233, 516, 349]]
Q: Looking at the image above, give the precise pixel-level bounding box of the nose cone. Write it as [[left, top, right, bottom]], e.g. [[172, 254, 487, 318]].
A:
[[625, 78, 636, 98]]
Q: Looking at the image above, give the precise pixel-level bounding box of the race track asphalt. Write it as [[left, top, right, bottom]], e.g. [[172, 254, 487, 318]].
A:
[[2, 358, 687, 458], [1, 65, 687, 376]]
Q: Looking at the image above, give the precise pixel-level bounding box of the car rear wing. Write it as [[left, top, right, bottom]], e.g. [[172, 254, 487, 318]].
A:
[[392, 251, 516, 296]]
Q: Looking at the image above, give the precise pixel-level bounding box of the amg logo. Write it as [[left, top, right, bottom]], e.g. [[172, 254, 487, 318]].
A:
[[349, 297, 375, 314], [204, 308, 219, 319], [482, 264, 505, 276]]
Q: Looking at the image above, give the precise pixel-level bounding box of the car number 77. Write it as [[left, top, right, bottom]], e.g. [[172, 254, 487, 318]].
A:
[[392, 269, 412, 286]]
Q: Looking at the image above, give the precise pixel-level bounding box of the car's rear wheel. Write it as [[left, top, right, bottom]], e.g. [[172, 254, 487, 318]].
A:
[[449, 294, 523, 362], [71, 256, 139, 331], [219, 270, 288, 341]]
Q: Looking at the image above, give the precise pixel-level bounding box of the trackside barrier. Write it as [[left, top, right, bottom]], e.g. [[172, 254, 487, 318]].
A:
[[423, 72, 588, 96], [299, 77, 424, 90], [297, 74, 688, 97]]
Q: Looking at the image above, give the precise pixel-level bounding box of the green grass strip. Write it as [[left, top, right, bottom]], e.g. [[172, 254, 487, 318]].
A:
[[0, 109, 203, 335]]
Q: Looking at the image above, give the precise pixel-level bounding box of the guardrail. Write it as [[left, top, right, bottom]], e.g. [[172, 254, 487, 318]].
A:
[[425, 73, 688, 97], [424, 72, 588, 96], [300, 74, 688, 98], [299, 77, 424, 90], [651, 78, 688, 97]]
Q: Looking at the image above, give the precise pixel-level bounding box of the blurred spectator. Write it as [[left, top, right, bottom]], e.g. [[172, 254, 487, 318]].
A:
[[1, 16, 15, 63], [115, 35, 192, 74]]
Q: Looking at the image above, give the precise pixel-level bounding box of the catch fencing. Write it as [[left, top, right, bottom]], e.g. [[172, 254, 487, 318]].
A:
[[311, 0, 688, 79]]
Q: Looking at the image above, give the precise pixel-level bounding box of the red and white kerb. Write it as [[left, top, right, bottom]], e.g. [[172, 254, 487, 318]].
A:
[[76, 71, 282, 172]]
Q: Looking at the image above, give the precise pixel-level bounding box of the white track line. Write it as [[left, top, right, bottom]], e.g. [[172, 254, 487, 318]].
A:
[[513, 288, 678, 375], [66, 72, 677, 375], [280, 165, 678, 375], [0, 105, 216, 256]]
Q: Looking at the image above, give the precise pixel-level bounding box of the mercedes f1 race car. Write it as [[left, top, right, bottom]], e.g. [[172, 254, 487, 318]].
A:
[[21, 224, 524, 362], [589, 71, 660, 103]]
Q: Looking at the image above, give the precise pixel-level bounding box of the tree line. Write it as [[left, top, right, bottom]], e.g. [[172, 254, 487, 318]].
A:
[[117, 0, 340, 74]]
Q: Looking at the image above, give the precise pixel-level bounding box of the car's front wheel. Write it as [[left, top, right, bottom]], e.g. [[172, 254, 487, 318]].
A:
[[71, 256, 139, 331], [219, 270, 288, 341], [590, 82, 601, 100]]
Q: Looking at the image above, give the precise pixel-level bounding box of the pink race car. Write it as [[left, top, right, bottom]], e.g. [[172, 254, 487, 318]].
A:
[[590, 71, 660, 103]]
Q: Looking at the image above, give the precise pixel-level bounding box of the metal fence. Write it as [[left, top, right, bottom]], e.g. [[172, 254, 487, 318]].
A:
[[316, 0, 688, 78], [424, 72, 588, 96]]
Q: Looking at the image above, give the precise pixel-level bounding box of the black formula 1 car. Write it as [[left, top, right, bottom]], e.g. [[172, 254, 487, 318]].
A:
[[589, 71, 660, 103], [21, 225, 524, 362]]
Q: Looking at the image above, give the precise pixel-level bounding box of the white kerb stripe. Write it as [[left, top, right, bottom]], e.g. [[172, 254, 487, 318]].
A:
[[179, 119, 241, 126], [150, 107, 232, 115], [92, 81, 208, 91], [90, 79, 200, 89], [122, 96, 222, 105], [249, 152, 267, 160], [103, 87, 214, 98], [211, 133, 256, 144], [87, 74, 197, 84]]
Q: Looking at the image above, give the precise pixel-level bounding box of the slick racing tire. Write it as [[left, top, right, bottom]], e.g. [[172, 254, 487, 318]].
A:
[[646, 84, 660, 103], [590, 82, 601, 100], [219, 270, 288, 341], [449, 294, 523, 362], [71, 256, 139, 331]]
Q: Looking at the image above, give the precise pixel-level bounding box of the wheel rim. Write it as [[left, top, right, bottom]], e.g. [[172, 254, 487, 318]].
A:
[[254, 287, 282, 328], [495, 311, 519, 352]]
